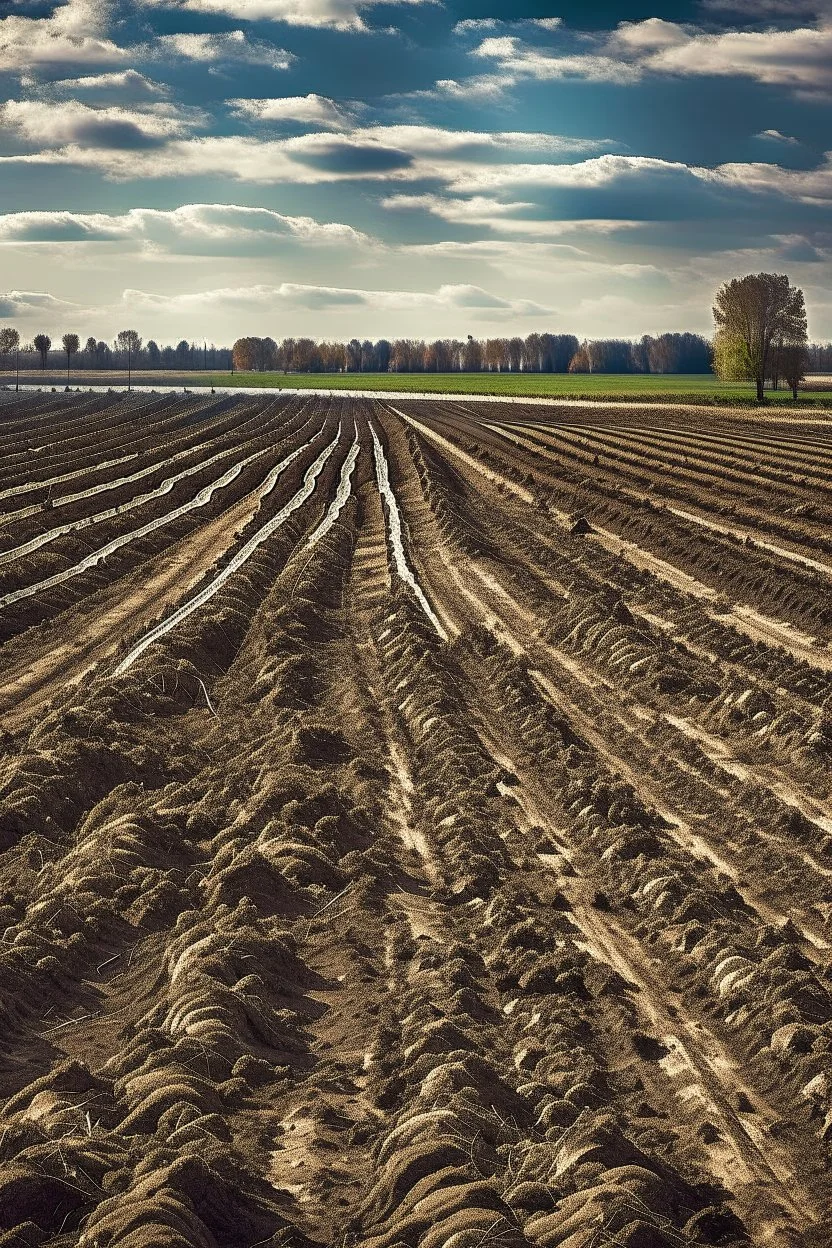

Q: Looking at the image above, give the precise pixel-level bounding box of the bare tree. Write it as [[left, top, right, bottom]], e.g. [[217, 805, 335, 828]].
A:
[[33, 334, 51, 369], [713, 272, 807, 402], [62, 332, 80, 382]]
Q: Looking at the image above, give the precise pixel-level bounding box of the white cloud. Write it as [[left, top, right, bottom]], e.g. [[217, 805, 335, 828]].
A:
[[646, 22, 832, 93], [383, 192, 641, 236], [453, 19, 500, 34], [473, 36, 644, 85], [0, 123, 615, 183], [471, 18, 832, 97], [0, 203, 375, 251], [0, 99, 202, 147], [137, 0, 437, 31], [0, 0, 128, 73], [399, 74, 514, 102], [756, 128, 801, 144], [229, 95, 358, 129], [701, 155, 832, 202], [47, 69, 169, 95], [153, 31, 294, 68], [122, 279, 550, 316], [0, 289, 80, 318]]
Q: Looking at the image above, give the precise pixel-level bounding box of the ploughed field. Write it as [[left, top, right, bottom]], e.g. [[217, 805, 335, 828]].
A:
[[0, 390, 831, 1248]]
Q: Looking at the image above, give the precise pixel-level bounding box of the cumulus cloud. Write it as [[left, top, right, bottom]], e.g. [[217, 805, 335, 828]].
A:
[[471, 18, 832, 97], [229, 95, 359, 129], [137, 0, 438, 31], [0, 0, 128, 73], [0, 203, 375, 251], [0, 99, 203, 149]]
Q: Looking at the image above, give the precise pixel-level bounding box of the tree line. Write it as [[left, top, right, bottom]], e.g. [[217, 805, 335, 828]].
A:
[[230, 332, 718, 375], [0, 329, 232, 374], [0, 274, 827, 395]]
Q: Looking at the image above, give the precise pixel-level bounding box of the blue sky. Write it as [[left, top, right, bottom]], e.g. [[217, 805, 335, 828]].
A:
[[0, 0, 830, 344]]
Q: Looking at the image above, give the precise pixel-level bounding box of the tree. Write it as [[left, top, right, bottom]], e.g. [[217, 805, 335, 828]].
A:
[[232, 337, 258, 371], [147, 340, 161, 368], [115, 329, 142, 389], [62, 332, 80, 381], [0, 326, 20, 365], [84, 336, 97, 366], [33, 334, 51, 369], [781, 341, 808, 399], [713, 272, 807, 402]]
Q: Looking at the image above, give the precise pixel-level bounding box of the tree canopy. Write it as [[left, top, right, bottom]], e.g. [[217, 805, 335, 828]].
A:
[[713, 273, 807, 401]]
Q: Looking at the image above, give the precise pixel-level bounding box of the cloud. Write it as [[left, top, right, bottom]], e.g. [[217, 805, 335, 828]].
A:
[[471, 18, 832, 97], [756, 128, 801, 144], [0, 0, 129, 73], [0, 123, 616, 183], [473, 36, 644, 86], [395, 74, 513, 102], [46, 70, 169, 96], [153, 31, 294, 69], [0, 290, 80, 318], [383, 192, 641, 235], [229, 94, 358, 129], [122, 280, 550, 316], [137, 0, 438, 31], [699, 155, 832, 202], [0, 99, 203, 149], [453, 19, 500, 34], [701, 0, 825, 13], [0, 203, 375, 252]]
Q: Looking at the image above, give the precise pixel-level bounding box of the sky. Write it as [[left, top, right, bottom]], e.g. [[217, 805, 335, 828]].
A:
[[0, 0, 830, 345]]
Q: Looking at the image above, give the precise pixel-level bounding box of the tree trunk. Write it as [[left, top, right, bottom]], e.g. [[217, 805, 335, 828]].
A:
[[756, 374, 764, 402], [792, 382, 798, 400]]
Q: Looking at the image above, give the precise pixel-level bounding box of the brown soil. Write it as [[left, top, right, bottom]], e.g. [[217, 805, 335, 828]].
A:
[[0, 393, 830, 1248]]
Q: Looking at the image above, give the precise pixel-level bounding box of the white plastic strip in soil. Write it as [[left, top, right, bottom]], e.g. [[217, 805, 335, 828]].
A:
[[305, 423, 360, 550], [0, 451, 140, 506], [370, 422, 447, 641], [0, 425, 322, 612], [0, 393, 303, 559], [112, 427, 342, 675]]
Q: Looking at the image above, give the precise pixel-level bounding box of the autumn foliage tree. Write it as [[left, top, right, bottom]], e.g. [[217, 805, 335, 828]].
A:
[[713, 273, 807, 401]]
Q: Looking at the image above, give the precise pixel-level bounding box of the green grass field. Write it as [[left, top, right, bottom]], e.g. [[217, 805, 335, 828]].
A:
[[196, 371, 831, 404], [5, 369, 830, 405]]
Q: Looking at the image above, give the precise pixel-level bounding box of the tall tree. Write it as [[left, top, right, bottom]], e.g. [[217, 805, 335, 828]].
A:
[[713, 272, 807, 402], [33, 334, 51, 369], [115, 329, 142, 388], [84, 336, 97, 366], [62, 332, 80, 381], [0, 326, 20, 366], [781, 341, 809, 400]]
